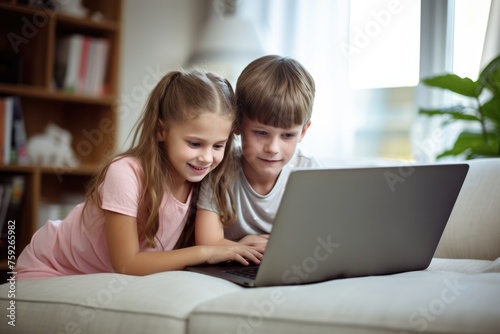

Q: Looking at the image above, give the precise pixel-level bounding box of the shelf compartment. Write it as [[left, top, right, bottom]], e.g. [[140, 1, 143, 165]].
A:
[[0, 6, 53, 88]]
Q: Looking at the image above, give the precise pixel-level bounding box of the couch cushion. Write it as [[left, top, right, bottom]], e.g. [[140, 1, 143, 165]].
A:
[[189, 260, 500, 334], [427, 257, 495, 273], [0, 271, 241, 334], [435, 158, 500, 260]]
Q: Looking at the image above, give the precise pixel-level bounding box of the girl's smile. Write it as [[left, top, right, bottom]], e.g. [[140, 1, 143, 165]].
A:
[[187, 163, 210, 175]]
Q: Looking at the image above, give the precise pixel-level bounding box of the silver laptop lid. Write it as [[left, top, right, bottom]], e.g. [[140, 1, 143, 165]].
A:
[[254, 163, 469, 287]]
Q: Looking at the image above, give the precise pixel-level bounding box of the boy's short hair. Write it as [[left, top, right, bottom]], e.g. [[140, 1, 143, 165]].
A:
[[236, 55, 315, 129]]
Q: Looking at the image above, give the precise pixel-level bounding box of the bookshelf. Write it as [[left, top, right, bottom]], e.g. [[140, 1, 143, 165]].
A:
[[0, 0, 122, 273]]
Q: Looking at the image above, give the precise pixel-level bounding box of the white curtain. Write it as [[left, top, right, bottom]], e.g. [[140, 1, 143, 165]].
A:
[[237, 0, 355, 165], [481, 0, 500, 67], [411, 0, 454, 163], [412, 0, 496, 163]]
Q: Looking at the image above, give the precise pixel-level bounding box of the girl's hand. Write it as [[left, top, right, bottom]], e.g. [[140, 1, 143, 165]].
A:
[[239, 234, 269, 249], [203, 245, 264, 266]]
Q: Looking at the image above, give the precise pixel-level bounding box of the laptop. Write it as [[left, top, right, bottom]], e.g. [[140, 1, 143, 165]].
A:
[[186, 163, 469, 287]]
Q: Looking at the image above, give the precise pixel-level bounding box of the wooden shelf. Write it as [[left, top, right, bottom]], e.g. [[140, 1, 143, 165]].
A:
[[0, 83, 116, 105], [0, 163, 99, 174], [0, 2, 121, 30], [0, 0, 122, 263]]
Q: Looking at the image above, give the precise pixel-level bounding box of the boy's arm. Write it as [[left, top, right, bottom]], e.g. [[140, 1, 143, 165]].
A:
[[195, 210, 267, 254], [195, 209, 240, 246]]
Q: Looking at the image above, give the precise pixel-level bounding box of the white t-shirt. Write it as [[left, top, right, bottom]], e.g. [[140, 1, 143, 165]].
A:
[[197, 149, 321, 241]]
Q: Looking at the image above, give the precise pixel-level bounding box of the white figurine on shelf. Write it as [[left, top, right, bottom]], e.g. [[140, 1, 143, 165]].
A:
[[27, 123, 80, 167]]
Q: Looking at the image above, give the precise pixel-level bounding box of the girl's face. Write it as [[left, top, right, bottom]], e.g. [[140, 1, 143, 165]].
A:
[[159, 111, 233, 184]]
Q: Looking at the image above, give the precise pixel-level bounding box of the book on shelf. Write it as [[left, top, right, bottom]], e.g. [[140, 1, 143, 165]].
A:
[[54, 34, 110, 96], [54, 34, 83, 93], [85, 38, 110, 95], [11, 96, 28, 164], [0, 97, 13, 165], [0, 181, 12, 231], [77, 36, 91, 93], [0, 96, 28, 165]]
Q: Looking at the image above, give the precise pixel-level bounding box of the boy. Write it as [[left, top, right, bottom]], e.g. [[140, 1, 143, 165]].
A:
[[195, 55, 320, 249]]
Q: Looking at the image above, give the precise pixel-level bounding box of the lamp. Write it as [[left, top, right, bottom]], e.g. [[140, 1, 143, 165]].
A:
[[188, 0, 265, 84]]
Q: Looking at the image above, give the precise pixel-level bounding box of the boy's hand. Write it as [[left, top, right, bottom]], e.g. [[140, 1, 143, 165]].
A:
[[239, 234, 269, 250]]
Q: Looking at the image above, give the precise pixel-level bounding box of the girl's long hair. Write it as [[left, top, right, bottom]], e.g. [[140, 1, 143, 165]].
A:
[[83, 69, 237, 248]]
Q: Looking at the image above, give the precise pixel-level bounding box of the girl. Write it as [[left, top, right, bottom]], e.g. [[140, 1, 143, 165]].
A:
[[16, 70, 263, 281]]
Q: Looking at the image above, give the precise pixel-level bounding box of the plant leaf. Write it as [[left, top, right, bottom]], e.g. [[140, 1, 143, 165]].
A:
[[419, 107, 481, 122], [481, 97, 500, 126], [422, 74, 480, 98], [436, 131, 486, 158], [469, 144, 499, 158], [437, 131, 500, 159], [478, 54, 500, 96]]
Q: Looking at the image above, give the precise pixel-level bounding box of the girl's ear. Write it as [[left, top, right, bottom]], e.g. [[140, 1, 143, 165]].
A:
[[157, 120, 166, 142]]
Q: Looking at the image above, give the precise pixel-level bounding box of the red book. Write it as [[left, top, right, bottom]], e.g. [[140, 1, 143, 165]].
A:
[[77, 36, 91, 94]]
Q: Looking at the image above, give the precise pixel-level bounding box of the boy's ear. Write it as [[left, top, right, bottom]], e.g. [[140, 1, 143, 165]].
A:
[[233, 125, 241, 135], [299, 121, 311, 142], [157, 120, 165, 141]]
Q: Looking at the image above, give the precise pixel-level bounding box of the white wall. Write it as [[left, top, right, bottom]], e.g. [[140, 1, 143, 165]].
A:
[[118, 0, 207, 150]]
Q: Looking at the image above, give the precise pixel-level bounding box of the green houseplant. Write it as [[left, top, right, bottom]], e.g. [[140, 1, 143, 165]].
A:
[[419, 54, 500, 159]]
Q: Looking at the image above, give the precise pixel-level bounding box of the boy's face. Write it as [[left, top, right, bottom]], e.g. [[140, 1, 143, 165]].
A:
[[237, 116, 310, 182]]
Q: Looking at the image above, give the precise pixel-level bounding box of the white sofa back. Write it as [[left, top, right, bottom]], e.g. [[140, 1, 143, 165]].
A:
[[435, 158, 500, 260]]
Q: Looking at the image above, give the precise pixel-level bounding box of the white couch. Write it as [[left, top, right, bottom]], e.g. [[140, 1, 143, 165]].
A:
[[1, 158, 499, 334]]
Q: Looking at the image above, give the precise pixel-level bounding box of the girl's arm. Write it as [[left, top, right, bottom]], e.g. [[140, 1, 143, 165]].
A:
[[195, 208, 239, 247], [104, 210, 262, 276]]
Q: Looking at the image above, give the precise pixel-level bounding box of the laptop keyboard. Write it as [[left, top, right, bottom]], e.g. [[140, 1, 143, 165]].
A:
[[225, 266, 259, 279]]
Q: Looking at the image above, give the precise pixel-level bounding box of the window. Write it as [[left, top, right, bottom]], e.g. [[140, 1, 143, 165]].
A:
[[452, 0, 491, 79], [348, 0, 421, 89]]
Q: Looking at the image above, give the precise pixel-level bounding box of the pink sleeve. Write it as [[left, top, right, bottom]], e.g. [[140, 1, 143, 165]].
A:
[[100, 157, 142, 217]]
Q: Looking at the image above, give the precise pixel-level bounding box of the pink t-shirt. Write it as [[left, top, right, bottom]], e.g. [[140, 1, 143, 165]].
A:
[[16, 157, 192, 281]]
